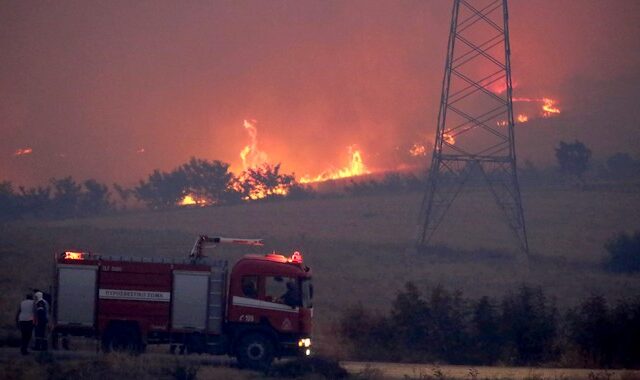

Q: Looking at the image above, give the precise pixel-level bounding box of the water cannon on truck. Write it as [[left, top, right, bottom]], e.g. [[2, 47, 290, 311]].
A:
[[51, 235, 313, 369]]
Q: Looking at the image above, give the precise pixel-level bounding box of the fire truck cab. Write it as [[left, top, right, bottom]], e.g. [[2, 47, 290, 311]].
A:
[[51, 236, 313, 369]]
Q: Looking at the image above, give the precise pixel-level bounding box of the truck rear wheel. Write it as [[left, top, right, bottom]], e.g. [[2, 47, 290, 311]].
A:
[[236, 333, 274, 370], [102, 325, 142, 354]]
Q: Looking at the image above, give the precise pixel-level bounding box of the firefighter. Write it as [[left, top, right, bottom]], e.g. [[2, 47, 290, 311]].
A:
[[281, 281, 301, 308], [33, 291, 49, 351], [15, 293, 34, 355]]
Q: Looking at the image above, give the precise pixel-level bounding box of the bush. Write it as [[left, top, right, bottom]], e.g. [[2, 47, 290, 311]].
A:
[[500, 285, 559, 365], [604, 231, 640, 273], [339, 283, 564, 366]]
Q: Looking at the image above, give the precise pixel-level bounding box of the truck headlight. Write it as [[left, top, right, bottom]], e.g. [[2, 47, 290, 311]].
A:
[[298, 338, 311, 348]]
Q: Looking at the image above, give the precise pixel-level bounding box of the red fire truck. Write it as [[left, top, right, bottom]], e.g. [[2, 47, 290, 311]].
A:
[[51, 235, 313, 369]]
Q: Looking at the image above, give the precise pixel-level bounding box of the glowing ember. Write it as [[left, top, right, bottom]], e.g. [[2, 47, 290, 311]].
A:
[[14, 147, 33, 156], [178, 193, 210, 207], [443, 131, 456, 145], [517, 114, 529, 123], [409, 143, 427, 157], [299, 145, 370, 183], [496, 120, 508, 127], [240, 119, 269, 169]]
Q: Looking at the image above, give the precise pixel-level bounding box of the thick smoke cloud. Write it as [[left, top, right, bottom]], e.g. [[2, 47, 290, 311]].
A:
[[1, 0, 639, 185]]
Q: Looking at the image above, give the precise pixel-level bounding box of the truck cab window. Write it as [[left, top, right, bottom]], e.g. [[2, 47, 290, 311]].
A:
[[265, 276, 301, 307], [241, 276, 258, 298], [301, 279, 313, 308]]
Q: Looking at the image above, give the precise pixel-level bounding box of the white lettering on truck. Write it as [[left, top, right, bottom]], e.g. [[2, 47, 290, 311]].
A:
[[98, 289, 170, 302]]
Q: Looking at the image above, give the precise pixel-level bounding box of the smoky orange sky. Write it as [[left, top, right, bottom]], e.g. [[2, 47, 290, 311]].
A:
[[2, 0, 639, 186]]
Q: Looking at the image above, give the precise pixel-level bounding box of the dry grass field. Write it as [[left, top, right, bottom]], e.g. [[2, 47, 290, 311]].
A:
[[1, 185, 640, 356]]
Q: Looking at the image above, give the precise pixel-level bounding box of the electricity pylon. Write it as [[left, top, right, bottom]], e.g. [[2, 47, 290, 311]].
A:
[[416, 0, 529, 254]]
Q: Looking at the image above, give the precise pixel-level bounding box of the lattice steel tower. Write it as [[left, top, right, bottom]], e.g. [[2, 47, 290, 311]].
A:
[[416, 0, 529, 254]]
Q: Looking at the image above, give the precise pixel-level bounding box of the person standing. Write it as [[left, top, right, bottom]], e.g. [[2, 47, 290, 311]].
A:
[[34, 291, 49, 351], [15, 293, 34, 355]]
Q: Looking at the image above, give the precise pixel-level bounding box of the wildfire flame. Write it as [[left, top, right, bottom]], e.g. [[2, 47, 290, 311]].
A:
[[541, 98, 561, 117], [240, 119, 269, 169], [517, 114, 529, 123], [14, 147, 33, 156], [299, 146, 370, 184], [236, 119, 291, 200], [513, 97, 561, 118], [178, 193, 210, 207], [443, 131, 456, 145], [409, 143, 427, 157]]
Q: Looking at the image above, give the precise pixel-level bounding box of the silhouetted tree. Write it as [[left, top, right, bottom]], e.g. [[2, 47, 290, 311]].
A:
[[113, 183, 133, 209], [566, 295, 615, 367], [390, 282, 430, 355], [606, 152, 639, 180], [179, 157, 236, 204], [18, 185, 52, 218], [79, 179, 114, 216], [235, 163, 295, 201], [604, 231, 640, 273], [134, 169, 189, 209], [338, 304, 394, 360], [555, 140, 592, 184], [611, 298, 640, 368], [469, 296, 503, 364], [0, 181, 21, 220], [501, 285, 558, 365], [425, 285, 469, 363], [49, 177, 83, 219]]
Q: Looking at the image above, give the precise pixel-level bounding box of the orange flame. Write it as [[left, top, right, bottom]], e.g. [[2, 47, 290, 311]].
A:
[[541, 98, 560, 117], [517, 114, 529, 123], [443, 131, 456, 145], [177, 193, 210, 207], [300, 146, 370, 183], [240, 119, 269, 169], [235, 120, 291, 199], [14, 147, 33, 156], [513, 97, 561, 118], [409, 143, 427, 157]]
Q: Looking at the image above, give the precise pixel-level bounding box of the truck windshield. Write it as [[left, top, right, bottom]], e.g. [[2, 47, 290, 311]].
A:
[[301, 278, 313, 308]]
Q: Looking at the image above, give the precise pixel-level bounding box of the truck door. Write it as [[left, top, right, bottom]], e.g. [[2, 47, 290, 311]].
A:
[[57, 265, 98, 327], [263, 276, 300, 333], [171, 271, 209, 331]]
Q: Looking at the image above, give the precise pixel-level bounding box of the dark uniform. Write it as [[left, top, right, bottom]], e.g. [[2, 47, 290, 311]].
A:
[[34, 294, 49, 351]]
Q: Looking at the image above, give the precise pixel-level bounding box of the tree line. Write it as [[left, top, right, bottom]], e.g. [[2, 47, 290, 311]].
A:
[[338, 283, 640, 368], [0, 157, 313, 221], [1, 142, 638, 221]]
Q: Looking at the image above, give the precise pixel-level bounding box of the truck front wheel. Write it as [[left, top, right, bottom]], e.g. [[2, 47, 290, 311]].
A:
[[236, 333, 274, 370]]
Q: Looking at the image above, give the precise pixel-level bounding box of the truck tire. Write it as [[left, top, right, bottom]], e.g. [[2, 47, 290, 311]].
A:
[[102, 325, 141, 354], [236, 333, 274, 370]]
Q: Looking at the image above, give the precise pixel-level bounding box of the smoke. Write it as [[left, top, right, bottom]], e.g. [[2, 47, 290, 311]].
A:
[[1, 0, 639, 185]]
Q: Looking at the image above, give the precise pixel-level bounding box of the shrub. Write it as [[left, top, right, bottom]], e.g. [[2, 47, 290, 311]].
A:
[[500, 285, 559, 365], [604, 231, 640, 273]]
